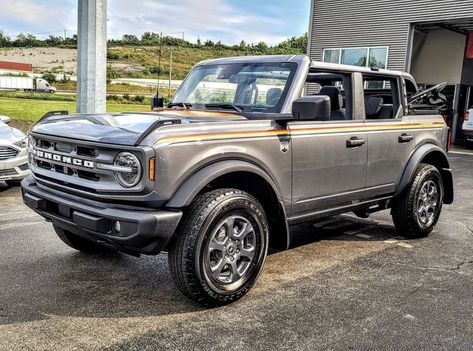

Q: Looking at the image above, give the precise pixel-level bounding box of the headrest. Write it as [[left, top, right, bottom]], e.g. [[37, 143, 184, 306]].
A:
[[365, 96, 384, 116], [266, 88, 283, 105], [319, 86, 343, 110]]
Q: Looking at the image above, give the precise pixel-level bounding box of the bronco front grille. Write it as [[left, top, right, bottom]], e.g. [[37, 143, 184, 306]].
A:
[[28, 134, 148, 196], [0, 146, 19, 160]]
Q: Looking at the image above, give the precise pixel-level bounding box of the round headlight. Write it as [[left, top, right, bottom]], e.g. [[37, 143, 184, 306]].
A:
[[113, 152, 142, 188]]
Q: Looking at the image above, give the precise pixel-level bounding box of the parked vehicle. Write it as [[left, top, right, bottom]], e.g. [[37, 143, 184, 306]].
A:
[[0, 76, 56, 93], [21, 55, 453, 306], [462, 107, 473, 145], [0, 116, 29, 184]]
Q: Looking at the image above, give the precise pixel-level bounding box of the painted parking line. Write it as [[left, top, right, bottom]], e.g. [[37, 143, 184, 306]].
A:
[[397, 242, 413, 249], [384, 239, 398, 244], [449, 150, 473, 156]]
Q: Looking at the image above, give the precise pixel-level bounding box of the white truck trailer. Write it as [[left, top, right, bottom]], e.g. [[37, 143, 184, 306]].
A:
[[0, 76, 56, 93]]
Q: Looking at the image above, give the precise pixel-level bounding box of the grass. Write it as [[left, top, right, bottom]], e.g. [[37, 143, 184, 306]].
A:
[[0, 97, 151, 122]]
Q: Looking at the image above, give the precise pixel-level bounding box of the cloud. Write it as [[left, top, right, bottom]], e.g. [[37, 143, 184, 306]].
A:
[[107, 0, 288, 45], [0, 0, 76, 34], [0, 0, 308, 44]]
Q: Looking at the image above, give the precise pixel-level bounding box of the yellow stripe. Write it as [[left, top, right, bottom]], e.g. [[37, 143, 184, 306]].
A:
[[156, 122, 445, 144]]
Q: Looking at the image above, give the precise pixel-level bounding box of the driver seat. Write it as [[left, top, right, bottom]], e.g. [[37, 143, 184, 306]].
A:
[[318, 86, 346, 120]]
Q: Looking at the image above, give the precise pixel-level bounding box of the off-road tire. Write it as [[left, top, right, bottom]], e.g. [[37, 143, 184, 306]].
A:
[[54, 225, 114, 254], [168, 189, 269, 306], [392, 164, 444, 238]]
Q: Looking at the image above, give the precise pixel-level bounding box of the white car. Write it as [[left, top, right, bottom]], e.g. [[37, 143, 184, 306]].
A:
[[463, 107, 473, 144], [0, 116, 29, 184]]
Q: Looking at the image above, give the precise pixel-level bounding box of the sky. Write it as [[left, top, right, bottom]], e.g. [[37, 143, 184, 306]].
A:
[[0, 0, 311, 45]]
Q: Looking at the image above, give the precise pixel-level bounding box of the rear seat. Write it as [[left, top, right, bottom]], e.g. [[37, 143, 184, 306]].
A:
[[376, 104, 393, 119], [365, 96, 394, 119]]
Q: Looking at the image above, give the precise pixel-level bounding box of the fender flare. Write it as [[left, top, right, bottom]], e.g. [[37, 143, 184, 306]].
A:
[[166, 160, 280, 207], [166, 160, 291, 249], [396, 144, 454, 204]]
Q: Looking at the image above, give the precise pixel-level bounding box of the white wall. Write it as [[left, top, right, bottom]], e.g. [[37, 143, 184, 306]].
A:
[[411, 29, 466, 85]]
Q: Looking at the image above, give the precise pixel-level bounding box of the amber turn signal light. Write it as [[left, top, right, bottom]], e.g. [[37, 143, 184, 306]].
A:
[[149, 158, 155, 181]]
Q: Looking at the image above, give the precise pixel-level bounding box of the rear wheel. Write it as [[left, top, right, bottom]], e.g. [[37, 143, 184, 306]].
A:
[[54, 225, 114, 254], [168, 189, 268, 306], [392, 164, 444, 238]]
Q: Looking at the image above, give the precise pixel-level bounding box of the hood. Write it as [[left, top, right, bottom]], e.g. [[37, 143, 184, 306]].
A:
[[31, 111, 243, 146], [0, 121, 26, 145]]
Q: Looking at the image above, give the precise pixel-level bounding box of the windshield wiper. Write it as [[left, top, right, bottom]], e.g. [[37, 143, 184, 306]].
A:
[[203, 103, 244, 113], [168, 102, 193, 109]]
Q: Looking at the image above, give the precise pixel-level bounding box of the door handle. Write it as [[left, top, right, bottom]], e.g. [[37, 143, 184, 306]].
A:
[[398, 133, 414, 143], [346, 137, 366, 148]]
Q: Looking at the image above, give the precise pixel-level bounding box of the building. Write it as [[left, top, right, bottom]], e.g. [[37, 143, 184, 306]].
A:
[[308, 0, 473, 142], [0, 61, 33, 75]]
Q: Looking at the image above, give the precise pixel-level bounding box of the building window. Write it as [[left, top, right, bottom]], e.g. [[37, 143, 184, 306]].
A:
[[323, 47, 389, 69]]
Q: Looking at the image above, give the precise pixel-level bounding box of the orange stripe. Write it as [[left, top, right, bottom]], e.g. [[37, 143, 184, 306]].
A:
[[156, 122, 444, 144]]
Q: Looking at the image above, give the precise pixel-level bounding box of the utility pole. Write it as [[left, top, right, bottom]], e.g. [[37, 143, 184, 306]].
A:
[[77, 0, 107, 114], [169, 46, 173, 99], [156, 32, 163, 97]]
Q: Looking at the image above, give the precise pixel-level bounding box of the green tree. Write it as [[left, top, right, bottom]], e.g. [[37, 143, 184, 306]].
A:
[[255, 41, 268, 52], [0, 31, 11, 47], [122, 34, 139, 44]]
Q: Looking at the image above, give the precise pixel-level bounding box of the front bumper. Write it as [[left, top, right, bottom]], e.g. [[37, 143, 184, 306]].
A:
[[21, 176, 182, 255], [0, 151, 29, 181]]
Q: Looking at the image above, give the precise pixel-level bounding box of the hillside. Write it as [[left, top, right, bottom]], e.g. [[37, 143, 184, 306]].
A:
[[0, 33, 307, 80]]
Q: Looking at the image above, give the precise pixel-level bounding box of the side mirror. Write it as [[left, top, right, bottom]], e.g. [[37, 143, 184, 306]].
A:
[[151, 94, 165, 110], [292, 96, 331, 121], [0, 115, 11, 124]]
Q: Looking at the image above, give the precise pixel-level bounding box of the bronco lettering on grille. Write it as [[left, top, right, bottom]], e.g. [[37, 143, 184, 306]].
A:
[[31, 149, 95, 169]]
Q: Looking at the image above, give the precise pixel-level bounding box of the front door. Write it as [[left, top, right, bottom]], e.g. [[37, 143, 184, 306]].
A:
[[290, 120, 368, 217]]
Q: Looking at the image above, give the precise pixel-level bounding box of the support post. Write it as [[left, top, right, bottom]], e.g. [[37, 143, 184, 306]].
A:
[[451, 84, 461, 143], [77, 0, 107, 114]]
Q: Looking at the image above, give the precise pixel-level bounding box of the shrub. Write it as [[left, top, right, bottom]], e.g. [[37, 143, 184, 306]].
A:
[[42, 71, 57, 83]]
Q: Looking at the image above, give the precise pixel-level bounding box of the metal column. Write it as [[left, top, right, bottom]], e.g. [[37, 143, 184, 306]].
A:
[[77, 0, 107, 114], [451, 84, 461, 143]]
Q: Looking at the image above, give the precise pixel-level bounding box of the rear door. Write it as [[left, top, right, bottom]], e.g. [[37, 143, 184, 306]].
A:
[[364, 74, 416, 198]]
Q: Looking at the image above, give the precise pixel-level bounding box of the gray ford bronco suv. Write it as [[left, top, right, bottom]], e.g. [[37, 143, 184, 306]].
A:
[[22, 55, 453, 306]]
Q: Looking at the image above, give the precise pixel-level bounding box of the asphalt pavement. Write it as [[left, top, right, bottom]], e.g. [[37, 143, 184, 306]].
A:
[[0, 152, 472, 351]]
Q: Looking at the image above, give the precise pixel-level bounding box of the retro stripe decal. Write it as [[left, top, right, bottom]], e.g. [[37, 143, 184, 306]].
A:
[[156, 121, 446, 144]]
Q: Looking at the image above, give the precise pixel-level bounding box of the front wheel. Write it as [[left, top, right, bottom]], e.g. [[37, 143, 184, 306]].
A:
[[168, 189, 269, 306], [392, 164, 444, 238]]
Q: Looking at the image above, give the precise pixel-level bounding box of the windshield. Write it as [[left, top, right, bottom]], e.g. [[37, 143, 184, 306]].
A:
[[172, 62, 297, 113]]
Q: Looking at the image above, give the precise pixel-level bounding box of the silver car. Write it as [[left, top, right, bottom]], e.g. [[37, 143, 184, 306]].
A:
[[0, 116, 29, 184]]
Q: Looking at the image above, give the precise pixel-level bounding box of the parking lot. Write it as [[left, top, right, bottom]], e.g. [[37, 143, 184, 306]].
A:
[[0, 152, 472, 351]]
